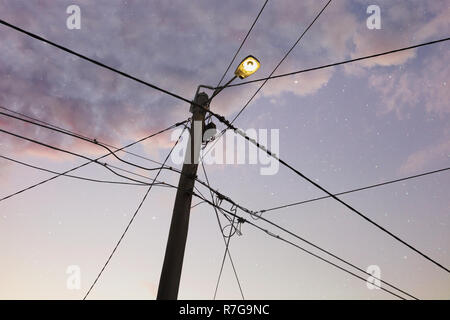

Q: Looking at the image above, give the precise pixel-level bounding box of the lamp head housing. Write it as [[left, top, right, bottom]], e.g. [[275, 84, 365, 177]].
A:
[[235, 55, 261, 79]]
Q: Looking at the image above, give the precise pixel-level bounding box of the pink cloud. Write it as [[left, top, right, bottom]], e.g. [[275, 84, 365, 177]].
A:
[[345, 0, 450, 73], [368, 48, 450, 117], [0, 0, 449, 165], [399, 138, 450, 175], [261, 67, 334, 98]]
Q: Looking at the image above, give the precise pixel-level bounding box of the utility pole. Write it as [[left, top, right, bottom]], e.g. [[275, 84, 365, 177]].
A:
[[157, 91, 209, 300]]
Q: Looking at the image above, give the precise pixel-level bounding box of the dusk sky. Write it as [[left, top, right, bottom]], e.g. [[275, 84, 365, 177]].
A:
[[0, 0, 449, 299]]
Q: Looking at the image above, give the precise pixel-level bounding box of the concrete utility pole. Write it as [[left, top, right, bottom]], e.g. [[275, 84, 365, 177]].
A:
[[157, 92, 209, 300]]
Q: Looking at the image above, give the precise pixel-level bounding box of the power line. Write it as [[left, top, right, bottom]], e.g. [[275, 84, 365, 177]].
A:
[[0, 106, 249, 198], [201, 0, 331, 159], [0, 141, 206, 201], [199, 93, 450, 274], [230, 0, 332, 124], [0, 106, 224, 205], [246, 219, 406, 300], [223, 37, 450, 88], [0, 105, 229, 193], [258, 166, 450, 214], [197, 196, 409, 300], [2, 119, 416, 299], [7, 107, 439, 290], [253, 211, 418, 299], [200, 185, 418, 300], [0, 19, 197, 108], [216, 0, 269, 87], [213, 210, 237, 300], [275, 155, 450, 273], [211, 102, 449, 274], [3, 15, 447, 151], [2, 8, 447, 293], [190, 200, 206, 209], [154, 166, 417, 299], [200, 162, 244, 300], [83, 124, 188, 299], [200, 113, 450, 273], [0, 56, 448, 272], [0, 18, 250, 149], [0, 107, 236, 205], [0, 128, 167, 186], [0, 154, 183, 194], [0, 110, 166, 172], [0, 120, 187, 202], [0, 128, 158, 186], [144, 140, 424, 299], [105, 163, 163, 184], [0, 13, 239, 159], [0, 105, 194, 192], [0, 154, 158, 187], [0, 14, 263, 162], [0, 105, 162, 166]]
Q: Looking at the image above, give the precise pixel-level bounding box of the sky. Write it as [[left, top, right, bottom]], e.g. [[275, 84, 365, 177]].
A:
[[0, 0, 449, 299]]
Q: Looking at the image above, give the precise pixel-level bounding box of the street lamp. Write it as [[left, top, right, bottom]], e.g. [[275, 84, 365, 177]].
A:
[[200, 55, 261, 141], [234, 55, 261, 79], [206, 55, 261, 102], [157, 54, 261, 300]]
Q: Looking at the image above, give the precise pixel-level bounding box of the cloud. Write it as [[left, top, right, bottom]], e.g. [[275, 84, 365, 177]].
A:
[[399, 138, 450, 175], [261, 67, 334, 98], [0, 0, 448, 162], [368, 47, 450, 117], [344, 0, 450, 74]]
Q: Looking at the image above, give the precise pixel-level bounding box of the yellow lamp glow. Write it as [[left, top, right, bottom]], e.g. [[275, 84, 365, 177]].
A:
[[235, 55, 261, 79]]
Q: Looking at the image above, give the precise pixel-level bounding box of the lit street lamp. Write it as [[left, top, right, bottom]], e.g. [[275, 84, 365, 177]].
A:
[[200, 55, 261, 141], [208, 55, 261, 100], [235, 55, 261, 79], [157, 54, 261, 300]]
